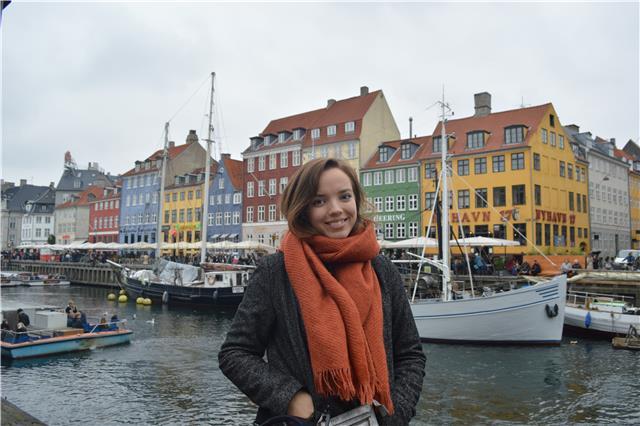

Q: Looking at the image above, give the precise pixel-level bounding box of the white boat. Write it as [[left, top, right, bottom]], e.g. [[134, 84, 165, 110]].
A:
[[565, 291, 640, 335], [408, 93, 566, 344], [21, 274, 71, 287]]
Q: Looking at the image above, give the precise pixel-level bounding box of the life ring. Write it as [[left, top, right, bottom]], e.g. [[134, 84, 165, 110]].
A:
[[545, 303, 559, 318]]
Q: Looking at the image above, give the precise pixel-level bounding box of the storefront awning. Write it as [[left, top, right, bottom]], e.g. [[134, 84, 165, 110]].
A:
[[228, 233, 238, 239], [219, 233, 229, 239], [209, 234, 220, 240]]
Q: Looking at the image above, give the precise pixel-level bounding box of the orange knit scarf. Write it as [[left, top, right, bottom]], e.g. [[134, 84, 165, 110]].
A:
[[281, 223, 394, 413]]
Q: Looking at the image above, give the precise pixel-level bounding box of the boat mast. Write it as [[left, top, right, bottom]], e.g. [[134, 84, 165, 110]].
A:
[[440, 89, 451, 301], [155, 122, 170, 260], [200, 72, 215, 265]]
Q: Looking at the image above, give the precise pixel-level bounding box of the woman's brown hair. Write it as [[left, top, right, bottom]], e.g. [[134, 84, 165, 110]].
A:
[[280, 158, 371, 238]]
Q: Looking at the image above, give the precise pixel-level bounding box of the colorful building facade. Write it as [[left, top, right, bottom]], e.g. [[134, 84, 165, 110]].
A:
[[207, 154, 243, 242], [419, 93, 590, 255], [361, 137, 428, 240], [88, 186, 121, 243]]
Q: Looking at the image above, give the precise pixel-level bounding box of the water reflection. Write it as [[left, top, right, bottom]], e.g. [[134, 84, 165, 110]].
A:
[[2, 286, 639, 425]]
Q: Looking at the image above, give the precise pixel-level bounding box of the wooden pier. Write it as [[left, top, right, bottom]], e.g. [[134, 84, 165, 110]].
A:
[[3, 260, 148, 288]]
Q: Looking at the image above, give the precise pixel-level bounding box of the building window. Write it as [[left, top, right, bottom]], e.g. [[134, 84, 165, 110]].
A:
[[373, 171, 382, 186], [549, 114, 555, 127], [533, 153, 541, 171], [292, 150, 301, 166], [384, 170, 394, 185], [293, 129, 303, 140], [493, 187, 506, 207], [511, 153, 525, 170], [233, 192, 241, 204], [233, 211, 240, 225], [504, 126, 525, 144], [567, 164, 573, 179], [541, 128, 548, 144], [559, 135, 564, 149], [385, 223, 394, 239], [246, 207, 254, 223], [179, 209, 185, 222], [225, 194, 231, 204], [374, 197, 383, 212], [327, 125, 336, 136], [396, 168, 406, 183], [425, 192, 436, 209], [280, 152, 288, 168], [492, 155, 505, 173], [425, 163, 437, 179], [362, 173, 371, 186], [559, 161, 566, 177], [408, 194, 418, 210], [269, 178, 276, 196], [401, 143, 412, 159], [494, 224, 506, 239], [311, 128, 320, 139], [458, 190, 470, 209], [569, 192, 574, 211], [347, 142, 357, 159], [258, 155, 266, 171], [474, 157, 487, 174], [345, 121, 355, 133], [268, 205, 276, 222], [466, 131, 485, 149], [385, 196, 394, 212], [396, 223, 406, 239], [187, 209, 193, 222], [409, 222, 418, 238], [258, 206, 265, 222], [320, 146, 329, 158], [396, 195, 406, 211], [279, 177, 288, 193], [247, 181, 254, 198], [408, 167, 418, 182], [550, 132, 556, 147], [433, 136, 442, 153], [475, 188, 487, 208], [512, 184, 526, 205], [513, 223, 527, 245], [379, 147, 390, 162], [457, 160, 469, 176], [535, 184, 541, 206], [269, 154, 277, 170], [278, 132, 287, 143]]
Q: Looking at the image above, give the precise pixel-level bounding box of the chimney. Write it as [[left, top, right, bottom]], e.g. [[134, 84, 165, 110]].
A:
[[409, 117, 413, 140], [49, 182, 55, 188], [610, 138, 616, 145], [169, 141, 176, 148], [327, 99, 336, 108], [474, 92, 491, 117], [20, 179, 27, 187], [186, 130, 198, 144], [221, 153, 231, 160], [565, 124, 580, 134], [360, 86, 369, 96]]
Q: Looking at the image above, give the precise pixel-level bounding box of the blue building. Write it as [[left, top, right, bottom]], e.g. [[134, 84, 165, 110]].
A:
[[207, 153, 243, 242], [119, 130, 207, 245]]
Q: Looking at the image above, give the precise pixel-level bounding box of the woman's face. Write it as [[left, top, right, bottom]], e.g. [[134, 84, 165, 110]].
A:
[[308, 167, 357, 239]]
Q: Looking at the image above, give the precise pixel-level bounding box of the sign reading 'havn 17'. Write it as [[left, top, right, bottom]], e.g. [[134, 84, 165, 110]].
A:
[[450, 209, 517, 223]]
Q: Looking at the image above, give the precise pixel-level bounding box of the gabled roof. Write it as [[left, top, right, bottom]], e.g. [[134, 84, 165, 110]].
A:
[[88, 187, 122, 203], [121, 143, 192, 177], [614, 148, 635, 162], [1, 185, 53, 213], [362, 136, 431, 170], [56, 186, 104, 209], [246, 90, 381, 154], [165, 164, 218, 190], [56, 167, 116, 191], [419, 103, 551, 159], [222, 156, 244, 191], [623, 139, 640, 159]]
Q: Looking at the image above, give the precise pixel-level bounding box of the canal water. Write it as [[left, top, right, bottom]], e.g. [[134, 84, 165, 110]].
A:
[[1, 286, 638, 425]]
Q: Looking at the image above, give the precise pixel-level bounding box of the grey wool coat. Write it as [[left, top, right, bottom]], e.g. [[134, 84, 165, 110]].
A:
[[218, 252, 426, 425]]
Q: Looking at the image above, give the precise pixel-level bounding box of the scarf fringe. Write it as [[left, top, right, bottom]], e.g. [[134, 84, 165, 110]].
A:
[[314, 369, 378, 407]]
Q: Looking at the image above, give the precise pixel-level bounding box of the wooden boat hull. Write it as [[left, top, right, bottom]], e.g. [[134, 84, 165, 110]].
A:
[[410, 275, 567, 344], [1, 330, 132, 359], [565, 306, 640, 335], [123, 277, 244, 306]]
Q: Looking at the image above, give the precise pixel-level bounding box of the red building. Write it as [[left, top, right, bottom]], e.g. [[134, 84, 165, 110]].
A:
[[88, 186, 121, 243]]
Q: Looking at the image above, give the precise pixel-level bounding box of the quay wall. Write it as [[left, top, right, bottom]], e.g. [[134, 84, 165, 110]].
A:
[[3, 260, 149, 288]]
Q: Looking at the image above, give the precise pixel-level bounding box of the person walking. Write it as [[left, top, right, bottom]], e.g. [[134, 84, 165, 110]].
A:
[[219, 159, 425, 425]]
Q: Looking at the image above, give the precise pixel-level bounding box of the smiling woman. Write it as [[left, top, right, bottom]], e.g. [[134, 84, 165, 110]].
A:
[[219, 158, 426, 425]]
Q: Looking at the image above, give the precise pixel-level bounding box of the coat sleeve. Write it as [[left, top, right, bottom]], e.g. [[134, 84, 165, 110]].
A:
[[218, 257, 304, 415], [381, 258, 426, 425]]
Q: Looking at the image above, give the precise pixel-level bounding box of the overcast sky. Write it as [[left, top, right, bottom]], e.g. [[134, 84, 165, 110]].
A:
[[2, 1, 638, 186]]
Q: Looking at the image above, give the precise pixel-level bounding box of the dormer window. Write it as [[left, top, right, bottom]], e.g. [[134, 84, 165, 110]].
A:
[[311, 128, 320, 139], [379, 146, 390, 162], [549, 114, 555, 127], [400, 143, 413, 160], [466, 131, 485, 149], [293, 129, 304, 140], [327, 125, 337, 137], [433, 136, 442, 153], [345, 121, 355, 133], [504, 126, 525, 144], [278, 132, 287, 143]]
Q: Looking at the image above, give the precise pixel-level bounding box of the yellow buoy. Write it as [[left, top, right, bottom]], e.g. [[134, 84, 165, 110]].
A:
[[107, 293, 116, 301], [119, 289, 127, 295], [143, 298, 152, 305], [118, 294, 128, 303], [136, 297, 144, 304]]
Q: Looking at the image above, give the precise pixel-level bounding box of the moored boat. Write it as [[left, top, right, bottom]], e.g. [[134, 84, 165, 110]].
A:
[[565, 291, 640, 336]]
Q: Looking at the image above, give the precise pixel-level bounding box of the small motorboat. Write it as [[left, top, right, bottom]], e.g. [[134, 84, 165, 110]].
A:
[[1, 309, 132, 360], [565, 291, 640, 336]]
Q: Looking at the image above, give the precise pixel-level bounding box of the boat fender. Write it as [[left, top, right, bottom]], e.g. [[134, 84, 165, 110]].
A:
[[545, 303, 559, 318], [213, 289, 218, 300], [207, 274, 214, 285], [162, 291, 169, 304], [585, 311, 592, 328]]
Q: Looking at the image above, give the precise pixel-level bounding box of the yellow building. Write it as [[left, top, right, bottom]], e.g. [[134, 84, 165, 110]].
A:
[[419, 93, 590, 255], [161, 169, 209, 256]]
